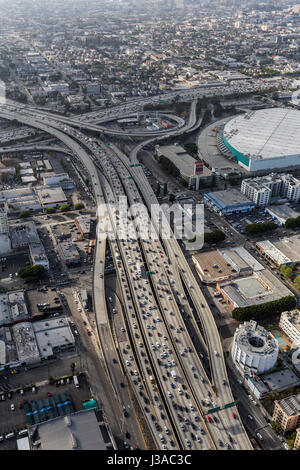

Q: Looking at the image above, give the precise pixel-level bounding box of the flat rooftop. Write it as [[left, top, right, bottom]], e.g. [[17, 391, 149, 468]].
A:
[[223, 108, 300, 160], [193, 250, 238, 283], [266, 205, 300, 222], [258, 235, 300, 265], [33, 316, 74, 357], [205, 189, 254, 207], [157, 145, 211, 179], [219, 270, 293, 308], [12, 322, 40, 364], [37, 186, 67, 206], [263, 370, 300, 393], [32, 409, 108, 450]]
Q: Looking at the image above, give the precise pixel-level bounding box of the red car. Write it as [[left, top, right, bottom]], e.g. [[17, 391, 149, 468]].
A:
[[83, 321, 87, 325], [232, 412, 237, 419], [207, 416, 212, 423], [157, 332, 161, 337], [18, 402, 23, 409], [47, 392, 52, 398], [86, 329, 91, 336]]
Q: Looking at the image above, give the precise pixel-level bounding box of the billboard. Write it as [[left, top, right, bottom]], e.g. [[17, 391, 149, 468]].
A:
[[194, 161, 204, 176]]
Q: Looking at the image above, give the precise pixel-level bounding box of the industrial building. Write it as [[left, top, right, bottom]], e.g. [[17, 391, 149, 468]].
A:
[[222, 109, 300, 172], [0, 326, 20, 370], [204, 189, 255, 215], [156, 144, 213, 189], [273, 394, 300, 432], [10, 221, 40, 249], [231, 320, 279, 374], [256, 234, 300, 267], [217, 270, 293, 309], [279, 310, 300, 348], [32, 316, 75, 359]]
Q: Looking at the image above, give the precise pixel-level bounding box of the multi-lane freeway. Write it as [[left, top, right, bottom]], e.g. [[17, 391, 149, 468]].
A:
[[0, 100, 252, 450]]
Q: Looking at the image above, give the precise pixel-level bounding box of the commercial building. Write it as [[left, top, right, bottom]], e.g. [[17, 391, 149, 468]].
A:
[[0, 208, 11, 255], [10, 221, 40, 249], [156, 144, 213, 189], [217, 270, 293, 310], [204, 189, 255, 215], [0, 187, 42, 214], [279, 310, 300, 348], [29, 243, 50, 271], [12, 322, 40, 365], [29, 409, 114, 450], [58, 241, 80, 267], [223, 109, 300, 172], [74, 215, 91, 238], [232, 320, 279, 374], [37, 186, 68, 209], [32, 316, 75, 359], [273, 394, 300, 432], [0, 326, 20, 371]]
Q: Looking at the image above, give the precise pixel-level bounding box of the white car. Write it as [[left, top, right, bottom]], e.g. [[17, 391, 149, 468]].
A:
[[10, 404, 15, 411]]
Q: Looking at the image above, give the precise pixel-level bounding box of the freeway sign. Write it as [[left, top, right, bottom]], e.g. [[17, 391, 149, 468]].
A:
[[128, 176, 134, 179], [146, 271, 155, 275], [130, 164, 141, 167], [207, 407, 221, 414], [224, 400, 240, 409]]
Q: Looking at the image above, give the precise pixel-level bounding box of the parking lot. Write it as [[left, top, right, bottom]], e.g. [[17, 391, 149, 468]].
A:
[[0, 374, 92, 449], [0, 252, 31, 281]]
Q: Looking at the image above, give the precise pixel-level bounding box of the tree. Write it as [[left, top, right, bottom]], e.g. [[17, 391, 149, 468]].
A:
[[204, 229, 226, 244], [232, 296, 296, 322], [280, 264, 293, 280], [18, 264, 45, 279], [45, 207, 56, 214], [294, 276, 300, 291], [74, 202, 84, 210], [59, 204, 70, 212], [245, 222, 277, 235], [19, 210, 30, 219]]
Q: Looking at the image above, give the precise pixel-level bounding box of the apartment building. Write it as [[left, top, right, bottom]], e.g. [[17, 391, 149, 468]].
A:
[[294, 428, 300, 450], [279, 310, 300, 348], [272, 394, 300, 432], [241, 173, 300, 206]]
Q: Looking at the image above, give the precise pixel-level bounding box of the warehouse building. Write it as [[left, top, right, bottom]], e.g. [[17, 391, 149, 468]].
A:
[[256, 234, 300, 266], [217, 270, 293, 309], [231, 320, 279, 374], [223, 109, 300, 172], [29, 409, 114, 450], [0, 207, 11, 255], [192, 246, 263, 284], [204, 189, 255, 215]]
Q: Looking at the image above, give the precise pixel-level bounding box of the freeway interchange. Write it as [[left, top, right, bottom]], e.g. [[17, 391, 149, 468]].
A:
[[0, 98, 252, 451]]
